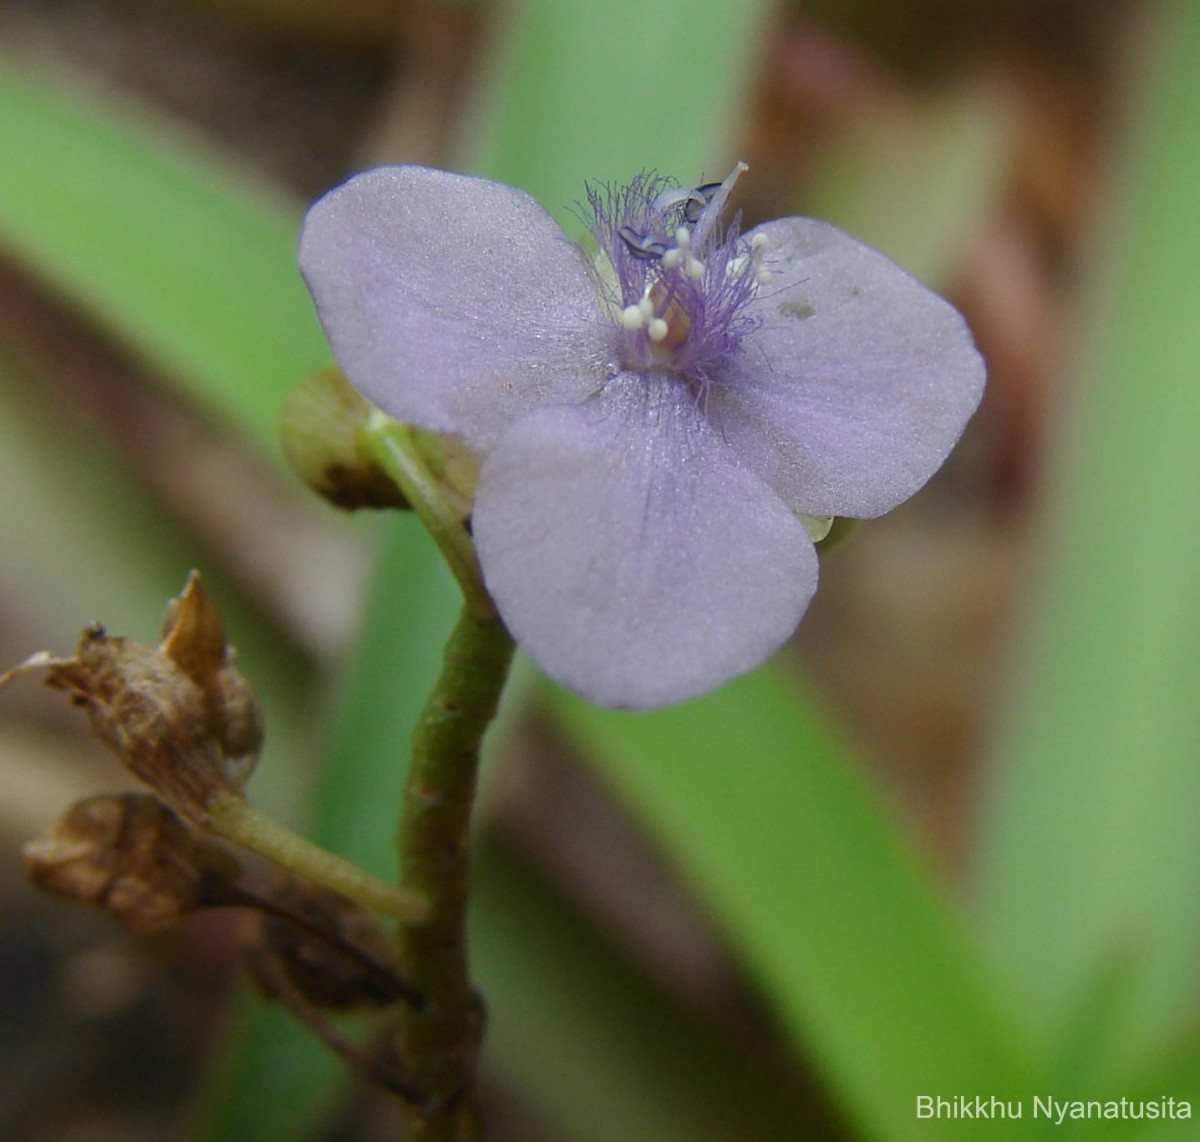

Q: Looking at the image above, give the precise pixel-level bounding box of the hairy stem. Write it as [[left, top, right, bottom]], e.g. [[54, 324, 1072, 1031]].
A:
[[394, 605, 515, 1137]]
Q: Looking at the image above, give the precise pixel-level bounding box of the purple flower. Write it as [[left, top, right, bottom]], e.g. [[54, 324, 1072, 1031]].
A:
[[299, 164, 984, 709]]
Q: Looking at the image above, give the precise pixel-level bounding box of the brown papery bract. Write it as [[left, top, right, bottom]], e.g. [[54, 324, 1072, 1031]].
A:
[[0, 572, 262, 823], [23, 791, 243, 933]]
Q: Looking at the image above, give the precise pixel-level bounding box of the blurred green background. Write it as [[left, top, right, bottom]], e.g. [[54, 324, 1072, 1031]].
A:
[[1, 0, 1198, 1139]]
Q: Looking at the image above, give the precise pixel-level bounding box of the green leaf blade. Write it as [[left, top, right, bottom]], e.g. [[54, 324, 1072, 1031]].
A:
[[548, 664, 1032, 1142], [975, 0, 1200, 1076], [0, 66, 329, 450]]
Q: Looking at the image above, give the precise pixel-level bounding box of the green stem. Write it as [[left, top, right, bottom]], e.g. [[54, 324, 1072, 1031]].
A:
[[207, 794, 427, 922], [363, 414, 494, 619], [394, 604, 515, 1138], [363, 410, 513, 1128]]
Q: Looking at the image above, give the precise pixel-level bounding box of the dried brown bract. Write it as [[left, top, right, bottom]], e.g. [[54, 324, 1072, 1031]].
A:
[[23, 791, 243, 932], [0, 572, 263, 823]]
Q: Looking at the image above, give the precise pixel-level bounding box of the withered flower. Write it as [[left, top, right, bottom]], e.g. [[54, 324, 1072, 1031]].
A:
[[23, 791, 242, 933], [1, 572, 262, 824], [7, 573, 428, 1099]]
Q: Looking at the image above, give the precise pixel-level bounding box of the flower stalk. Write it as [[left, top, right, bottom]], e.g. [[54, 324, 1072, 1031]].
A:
[[393, 603, 515, 1137], [363, 413, 494, 620], [206, 792, 427, 923], [358, 402, 515, 1128]]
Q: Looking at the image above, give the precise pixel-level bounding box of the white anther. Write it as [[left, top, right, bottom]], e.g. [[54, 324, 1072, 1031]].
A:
[[742, 232, 772, 287], [686, 256, 706, 280], [620, 305, 645, 331], [674, 227, 691, 249], [647, 318, 669, 342], [726, 254, 749, 278], [661, 247, 684, 271]]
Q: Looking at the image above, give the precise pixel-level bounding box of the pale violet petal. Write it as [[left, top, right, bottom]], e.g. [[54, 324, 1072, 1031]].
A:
[[299, 165, 616, 450], [472, 376, 818, 709], [708, 218, 986, 519]]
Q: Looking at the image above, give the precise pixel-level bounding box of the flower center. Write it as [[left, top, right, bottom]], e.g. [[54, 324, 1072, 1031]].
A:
[[587, 163, 773, 383]]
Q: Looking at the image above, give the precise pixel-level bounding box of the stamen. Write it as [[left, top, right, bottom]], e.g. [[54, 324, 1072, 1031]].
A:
[[683, 182, 722, 225], [620, 305, 645, 331], [652, 182, 723, 228], [650, 185, 694, 214], [620, 286, 664, 335], [618, 225, 669, 261], [592, 167, 760, 374], [729, 232, 773, 287], [689, 161, 748, 247]]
